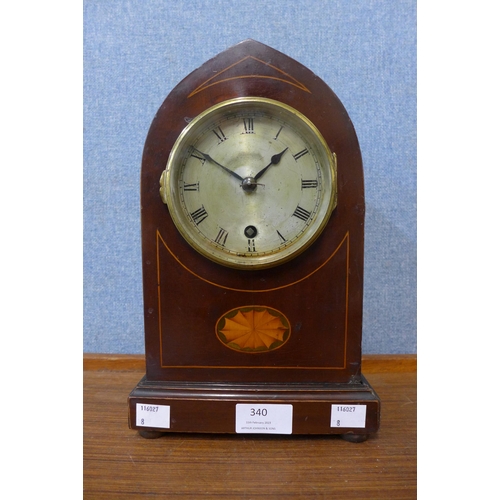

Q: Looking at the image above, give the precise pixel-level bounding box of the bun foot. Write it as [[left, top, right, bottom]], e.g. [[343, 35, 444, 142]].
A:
[[341, 433, 369, 443]]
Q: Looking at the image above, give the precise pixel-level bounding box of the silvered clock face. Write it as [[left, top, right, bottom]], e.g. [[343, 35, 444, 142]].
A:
[[160, 97, 337, 269]]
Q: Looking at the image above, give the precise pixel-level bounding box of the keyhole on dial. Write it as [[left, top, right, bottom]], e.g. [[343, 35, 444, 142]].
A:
[[244, 225, 258, 238]]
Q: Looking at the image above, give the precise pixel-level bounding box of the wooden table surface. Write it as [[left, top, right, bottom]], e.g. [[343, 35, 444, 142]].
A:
[[84, 355, 416, 499]]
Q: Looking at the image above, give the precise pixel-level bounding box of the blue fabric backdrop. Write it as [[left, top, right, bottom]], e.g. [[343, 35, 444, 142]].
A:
[[83, 0, 416, 354]]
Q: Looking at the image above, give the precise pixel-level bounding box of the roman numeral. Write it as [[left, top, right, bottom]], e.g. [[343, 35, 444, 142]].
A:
[[212, 126, 227, 143], [243, 118, 254, 134], [183, 182, 199, 192], [247, 239, 256, 252], [190, 148, 206, 164], [274, 126, 283, 140], [292, 206, 311, 222], [293, 149, 309, 161], [277, 230, 287, 244], [214, 227, 228, 246], [301, 179, 318, 189], [190, 206, 208, 225]]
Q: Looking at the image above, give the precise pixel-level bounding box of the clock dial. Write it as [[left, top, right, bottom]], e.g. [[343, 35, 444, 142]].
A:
[[160, 97, 337, 269]]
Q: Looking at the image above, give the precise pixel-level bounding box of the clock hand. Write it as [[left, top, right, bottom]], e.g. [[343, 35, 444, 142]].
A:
[[195, 150, 244, 182], [254, 148, 289, 181]]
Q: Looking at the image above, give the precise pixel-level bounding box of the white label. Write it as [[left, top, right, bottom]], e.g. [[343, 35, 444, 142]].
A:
[[136, 403, 170, 429], [235, 404, 293, 434], [330, 404, 367, 428]]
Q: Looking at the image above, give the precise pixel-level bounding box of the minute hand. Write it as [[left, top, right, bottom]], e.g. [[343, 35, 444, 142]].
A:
[[254, 148, 289, 181], [196, 151, 244, 181]]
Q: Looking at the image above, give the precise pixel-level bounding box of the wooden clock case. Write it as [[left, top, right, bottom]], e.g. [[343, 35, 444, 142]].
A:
[[128, 40, 380, 441]]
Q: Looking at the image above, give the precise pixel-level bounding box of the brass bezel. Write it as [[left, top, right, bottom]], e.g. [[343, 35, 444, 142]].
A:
[[160, 97, 337, 270]]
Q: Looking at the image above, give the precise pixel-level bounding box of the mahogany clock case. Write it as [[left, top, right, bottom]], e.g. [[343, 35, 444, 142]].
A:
[[128, 40, 380, 439]]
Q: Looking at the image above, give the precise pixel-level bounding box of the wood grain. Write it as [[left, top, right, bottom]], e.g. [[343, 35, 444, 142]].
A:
[[84, 358, 416, 498]]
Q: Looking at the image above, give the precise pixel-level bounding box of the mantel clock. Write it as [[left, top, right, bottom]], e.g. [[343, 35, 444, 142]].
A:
[[128, 40, 380, 442]]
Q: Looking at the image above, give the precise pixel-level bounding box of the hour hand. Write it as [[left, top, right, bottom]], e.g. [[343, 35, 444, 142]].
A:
[[195, 150, 244, 181], [254, 148, 288, 181]]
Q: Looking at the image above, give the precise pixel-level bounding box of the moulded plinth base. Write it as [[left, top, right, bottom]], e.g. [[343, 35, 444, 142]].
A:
[[128, 375, 380, 441]]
